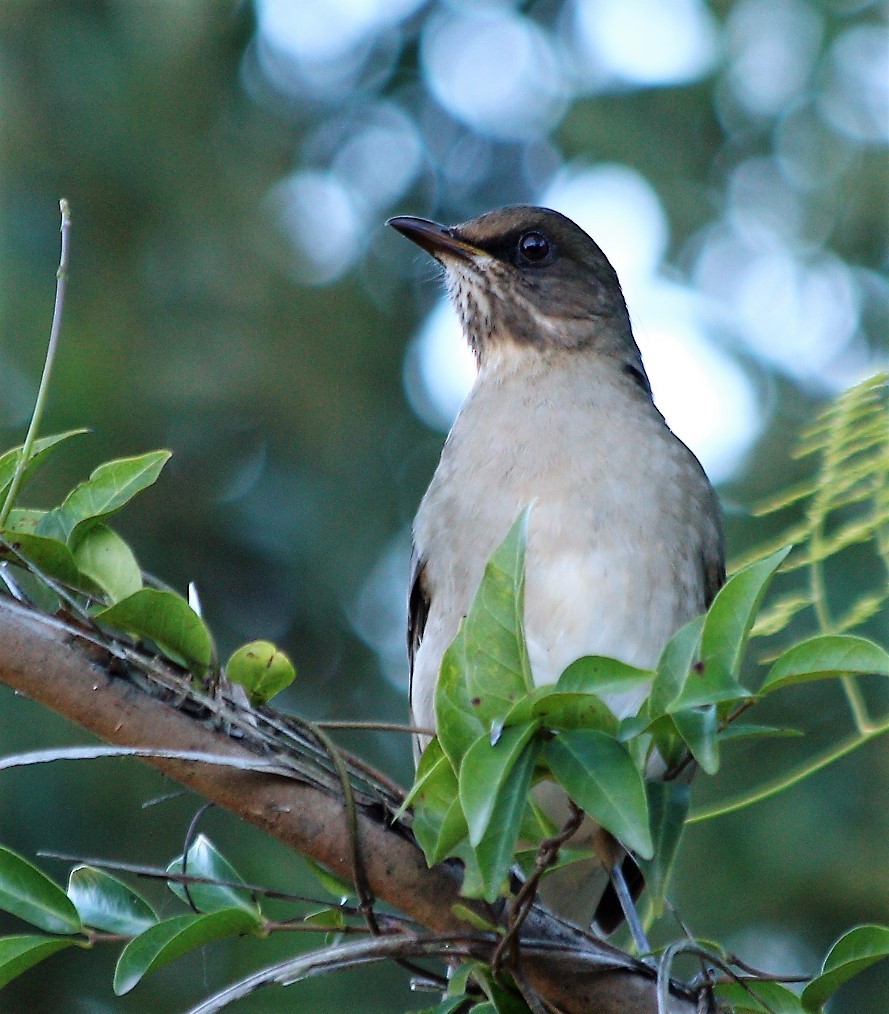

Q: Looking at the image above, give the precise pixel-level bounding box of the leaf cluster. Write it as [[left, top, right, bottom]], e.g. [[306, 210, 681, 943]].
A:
[[0, 434, 295, 704], [741, 373, 889, 642], [0, 835, 366, 998], [408, 512, 888, 916]]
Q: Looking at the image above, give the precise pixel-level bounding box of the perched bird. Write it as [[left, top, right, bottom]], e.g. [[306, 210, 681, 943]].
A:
[[389, 206, 724, 937]]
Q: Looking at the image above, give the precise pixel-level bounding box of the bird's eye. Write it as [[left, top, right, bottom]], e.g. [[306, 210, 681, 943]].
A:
[[517, 231, 551, 263]]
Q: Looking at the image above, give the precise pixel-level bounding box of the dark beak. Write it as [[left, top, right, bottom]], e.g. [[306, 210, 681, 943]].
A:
[[387, 216, 482, 262]]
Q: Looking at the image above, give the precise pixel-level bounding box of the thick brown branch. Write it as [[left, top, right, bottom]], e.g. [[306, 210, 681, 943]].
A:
[[0, 597, 698, 1014]]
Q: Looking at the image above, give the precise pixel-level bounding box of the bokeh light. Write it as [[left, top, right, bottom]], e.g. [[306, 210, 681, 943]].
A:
[[267, 170, 366, 285], [818, 22, 889, 143], [421, 8, 567, 140], [571, 0, 720, 88], [254, 0, 421, 98], [725, 0, 823, 117]]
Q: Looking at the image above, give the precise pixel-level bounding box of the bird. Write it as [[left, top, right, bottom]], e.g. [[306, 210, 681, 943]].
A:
[[389, 205, 724, 941]]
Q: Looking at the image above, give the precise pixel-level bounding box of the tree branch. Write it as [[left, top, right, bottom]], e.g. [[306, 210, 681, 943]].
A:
[[0, 596, 699, 1013]]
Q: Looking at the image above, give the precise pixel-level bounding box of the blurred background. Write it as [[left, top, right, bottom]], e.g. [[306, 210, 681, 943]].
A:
[[0, 0, 886, 1009]]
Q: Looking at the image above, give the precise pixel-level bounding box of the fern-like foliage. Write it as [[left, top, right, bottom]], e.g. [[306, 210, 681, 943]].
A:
[[687, 374, 889, 824], [736, 372, 889, 641]]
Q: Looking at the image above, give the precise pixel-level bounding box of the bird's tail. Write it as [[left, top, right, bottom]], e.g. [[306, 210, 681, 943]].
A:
[[592, 854, 645, 936]]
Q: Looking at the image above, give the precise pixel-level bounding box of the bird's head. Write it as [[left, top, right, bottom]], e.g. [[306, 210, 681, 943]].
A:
[[388, 206, 641, 377]]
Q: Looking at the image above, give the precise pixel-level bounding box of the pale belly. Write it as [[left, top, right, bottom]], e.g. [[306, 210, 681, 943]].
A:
[[411, 509, 699, 733]]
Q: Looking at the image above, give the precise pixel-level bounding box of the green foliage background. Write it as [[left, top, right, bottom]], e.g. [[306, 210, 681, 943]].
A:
[[0, 1, 886, 1010]]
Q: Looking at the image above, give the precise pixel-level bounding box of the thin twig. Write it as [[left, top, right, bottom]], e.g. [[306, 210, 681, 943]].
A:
[[491, 802, 584, 977], [298, 719, 380, 934], [293, 721, 442, 984], [185, 932, 493, 1014], [0, 200, 72, 527], [39, 851, 425, 930], [179, 801, 215, 912], [658, 942, 774, 1014], [0, 744, 297, 776], [0, 563, 27, 602], [232, 701, 407, 805], [313, 720, 436, 737], [263, 920, 374, 935], [41, 853, 330, 906]]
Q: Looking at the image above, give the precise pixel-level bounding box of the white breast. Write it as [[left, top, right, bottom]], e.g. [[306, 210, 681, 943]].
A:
[[411, 348, 715, 733]]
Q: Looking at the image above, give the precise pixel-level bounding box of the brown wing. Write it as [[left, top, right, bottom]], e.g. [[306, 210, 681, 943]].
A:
[[407, 545, 430, 715]]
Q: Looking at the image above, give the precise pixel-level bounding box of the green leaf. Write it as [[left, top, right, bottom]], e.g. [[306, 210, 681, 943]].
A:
[[429, 797, 471, 864], [638, 781, 690, 914], [4, 509, 45, 533], [671, 705, 720, 774], [644, 715, 687, 771], [413, 997, 471, 1014], [471, 737, 540, 902], [456, 848, 487, 901], [411, 738, 474, 863], [718, 722, 802, 743], [0, 530, 97, 593], [226, 640, 296, 704], [460, 723, 540, 847], [303, 859, 356, 901], [801, 924, 889, 1011], [715, 979, 806, 1013], [165, 835, 260, 916], [69, 523, 142, 603], [408, 740, 466, 865], [473, 964, 534, 1014], [624, 724, 655, 772], [503, 685, 617, 735], [699, 546, 792, 687], [450, 905, 501, 933], [649, 615, 704, 716], [446, 961, 474, 996], [113, 907, 262, 995], [556, 655, 653, 698], [67, 866, 157, 934], [405, 737, 457, 817], [95, 588, 212, 671], [544, 730, 652, 858], [667, 662, 749, 712], [519, 797, 558, 842], [0, 430, 89, 500], [436, 632, 486, 769], [461, 508, 534, 723], [395, 738, 450, 823], [0, 847, 81, 934], [0, 935, 80, 989], [301, 905, 347, 931], [761, 634, 889, 694], [38, 450, 171, 543]]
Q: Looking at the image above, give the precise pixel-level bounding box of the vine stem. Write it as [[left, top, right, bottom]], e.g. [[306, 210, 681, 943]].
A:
[[688, 715, 889, 824], [0, 199, 72, 528]]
